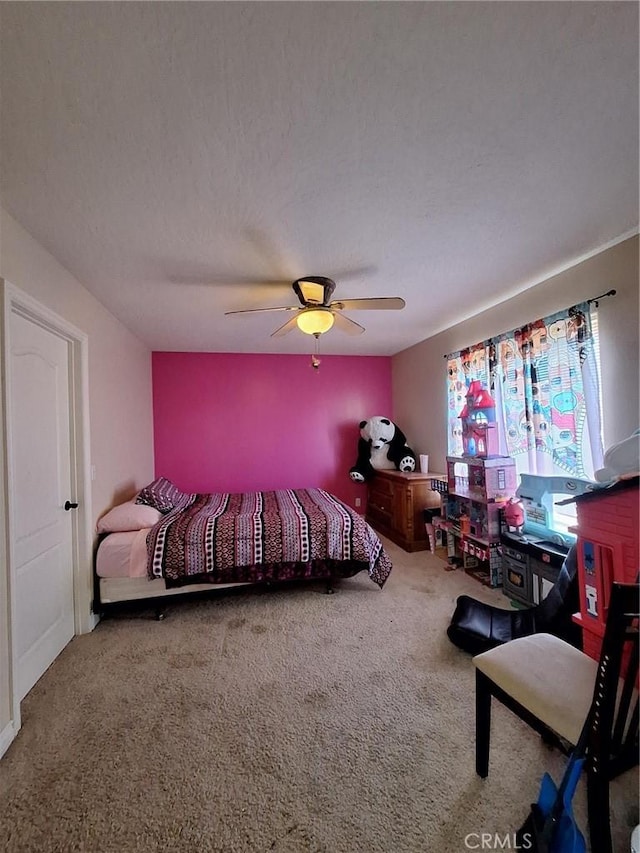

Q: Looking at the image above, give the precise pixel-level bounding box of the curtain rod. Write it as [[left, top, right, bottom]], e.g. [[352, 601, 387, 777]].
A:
[[587, 288, 616, 305], [442, 291, 617, 358]]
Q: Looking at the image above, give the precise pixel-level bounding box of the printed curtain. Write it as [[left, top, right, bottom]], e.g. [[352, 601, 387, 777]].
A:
[[447, 303, 604, 479]]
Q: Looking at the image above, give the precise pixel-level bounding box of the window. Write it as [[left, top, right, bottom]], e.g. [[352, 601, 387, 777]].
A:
[[447, 302, 604, 481]]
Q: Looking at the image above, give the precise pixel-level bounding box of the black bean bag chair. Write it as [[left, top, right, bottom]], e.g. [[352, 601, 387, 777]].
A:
[[446, 545, 581, 655]]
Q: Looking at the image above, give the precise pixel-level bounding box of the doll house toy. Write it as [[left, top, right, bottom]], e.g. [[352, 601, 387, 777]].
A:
[[459, 380, 498, 457], [443, 455, 517, 587]]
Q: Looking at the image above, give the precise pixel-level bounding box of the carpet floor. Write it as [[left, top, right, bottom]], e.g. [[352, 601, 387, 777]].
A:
[[0, 539, 637, 852]]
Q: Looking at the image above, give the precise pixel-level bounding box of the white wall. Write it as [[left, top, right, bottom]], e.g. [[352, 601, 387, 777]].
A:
[[1, 210, 155, 513], [0, 334, 11, 749], [392, 235, 639, 474], [0, 208, 154, 746]]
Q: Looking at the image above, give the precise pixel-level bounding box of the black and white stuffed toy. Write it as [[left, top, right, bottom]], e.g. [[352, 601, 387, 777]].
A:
[[349, 416, 417, 483]]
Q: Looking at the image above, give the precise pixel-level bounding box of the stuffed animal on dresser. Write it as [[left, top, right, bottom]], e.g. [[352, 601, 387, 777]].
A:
[[349, 416, 417, 482]]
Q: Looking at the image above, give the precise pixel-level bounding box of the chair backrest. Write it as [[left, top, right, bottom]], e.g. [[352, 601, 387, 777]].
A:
[[588, 581, 639, 779]]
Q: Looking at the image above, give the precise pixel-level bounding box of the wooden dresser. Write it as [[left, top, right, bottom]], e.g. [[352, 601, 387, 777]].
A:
[[366, 470, 444, 552]]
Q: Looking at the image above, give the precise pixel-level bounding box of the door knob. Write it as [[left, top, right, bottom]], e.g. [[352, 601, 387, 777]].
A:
[[64, 500, 79, 511]]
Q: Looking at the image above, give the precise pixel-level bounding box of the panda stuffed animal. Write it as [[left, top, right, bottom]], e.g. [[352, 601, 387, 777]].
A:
[[349, 416, 417, 482]]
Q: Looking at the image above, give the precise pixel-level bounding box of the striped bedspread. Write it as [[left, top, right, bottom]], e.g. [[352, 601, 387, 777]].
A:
[[147, 488, 392, 588]]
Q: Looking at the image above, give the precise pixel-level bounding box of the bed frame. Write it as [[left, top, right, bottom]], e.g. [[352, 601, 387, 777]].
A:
[[92, 534, 340, 621]]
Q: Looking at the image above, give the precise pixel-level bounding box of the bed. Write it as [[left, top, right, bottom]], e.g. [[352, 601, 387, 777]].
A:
[[94, 478, 392, 615]]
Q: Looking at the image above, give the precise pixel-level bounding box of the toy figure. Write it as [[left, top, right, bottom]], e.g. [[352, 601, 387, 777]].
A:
[[503, 497, 525, 534], [349, 416, 417, 483]]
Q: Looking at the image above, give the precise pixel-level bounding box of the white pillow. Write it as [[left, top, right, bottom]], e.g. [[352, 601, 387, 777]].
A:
[[96, 501, 162, 533]]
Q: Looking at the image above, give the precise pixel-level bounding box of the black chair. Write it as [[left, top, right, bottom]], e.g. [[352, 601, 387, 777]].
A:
[[473, 581, 639, 853], [447, 545, 581, 656]]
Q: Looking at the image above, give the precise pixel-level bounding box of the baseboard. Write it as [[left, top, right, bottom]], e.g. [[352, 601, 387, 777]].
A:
[[0, 720, 18, 759]]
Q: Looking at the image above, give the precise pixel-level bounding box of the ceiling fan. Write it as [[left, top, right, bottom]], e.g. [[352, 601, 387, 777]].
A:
[[224, 276, 405, 337]]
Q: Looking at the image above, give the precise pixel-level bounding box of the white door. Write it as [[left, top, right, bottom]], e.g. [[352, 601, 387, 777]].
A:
[[9, 311, 75, 700]]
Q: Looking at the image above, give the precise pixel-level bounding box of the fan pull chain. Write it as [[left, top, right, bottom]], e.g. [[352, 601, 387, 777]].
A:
[[311, 333, 321, 371]]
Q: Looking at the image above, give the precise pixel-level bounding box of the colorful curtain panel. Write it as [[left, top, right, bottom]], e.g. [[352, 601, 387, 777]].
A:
[[447, 303, 604, 479], [447, 344, 490, 457]]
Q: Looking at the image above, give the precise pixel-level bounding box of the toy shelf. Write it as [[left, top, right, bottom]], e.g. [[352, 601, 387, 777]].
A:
[[435, 516, 493, 549], [446, 455, 517, 502], [447, 485, 506, 504], [455, 530, 492, 549]]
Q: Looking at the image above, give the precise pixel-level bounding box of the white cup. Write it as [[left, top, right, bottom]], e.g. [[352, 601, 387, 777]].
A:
[[419, 454, 429, 473]]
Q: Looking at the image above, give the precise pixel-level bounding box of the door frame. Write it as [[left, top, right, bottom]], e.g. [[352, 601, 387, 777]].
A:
[[0, 280, 93, 751]]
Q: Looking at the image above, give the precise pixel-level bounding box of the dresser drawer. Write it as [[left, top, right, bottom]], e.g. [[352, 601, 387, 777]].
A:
[[367, 490, 394, 521], [367, 503, 393, 530], [369, 476, 393, 499]]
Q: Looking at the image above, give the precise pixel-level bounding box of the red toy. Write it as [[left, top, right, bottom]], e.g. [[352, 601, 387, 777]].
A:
[[568, 476, 639, 660], [459, 380, 499, 457], [503, 497, 525, 534]]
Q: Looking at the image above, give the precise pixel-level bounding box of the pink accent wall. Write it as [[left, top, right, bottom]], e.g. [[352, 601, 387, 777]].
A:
[[152, 352, 392, 509]]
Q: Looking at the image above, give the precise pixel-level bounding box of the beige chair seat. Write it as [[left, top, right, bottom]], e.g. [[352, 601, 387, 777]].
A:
[[473, 582, 639, 853], [473, 632, 598, 745]]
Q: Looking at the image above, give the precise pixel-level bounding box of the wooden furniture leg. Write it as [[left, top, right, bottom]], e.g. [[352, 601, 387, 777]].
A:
[[475, 669, 492, 778]]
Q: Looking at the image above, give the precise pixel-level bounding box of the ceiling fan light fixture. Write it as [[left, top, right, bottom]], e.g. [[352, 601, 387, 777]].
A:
[[293, 276, 336, 306], [296, 308, 334, 336]]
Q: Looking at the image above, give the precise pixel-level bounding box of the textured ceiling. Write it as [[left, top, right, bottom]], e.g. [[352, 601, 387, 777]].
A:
[[1, 2, 638, 355]]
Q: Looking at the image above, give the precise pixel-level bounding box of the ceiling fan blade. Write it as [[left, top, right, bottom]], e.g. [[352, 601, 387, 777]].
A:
[[170, 276, 293, 287], [224, 306, 297, 316], [329, 265, 377, 282], [329, 297, 406, 311], [270, 315, 300, 337], [331, 311, 365, 336]]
